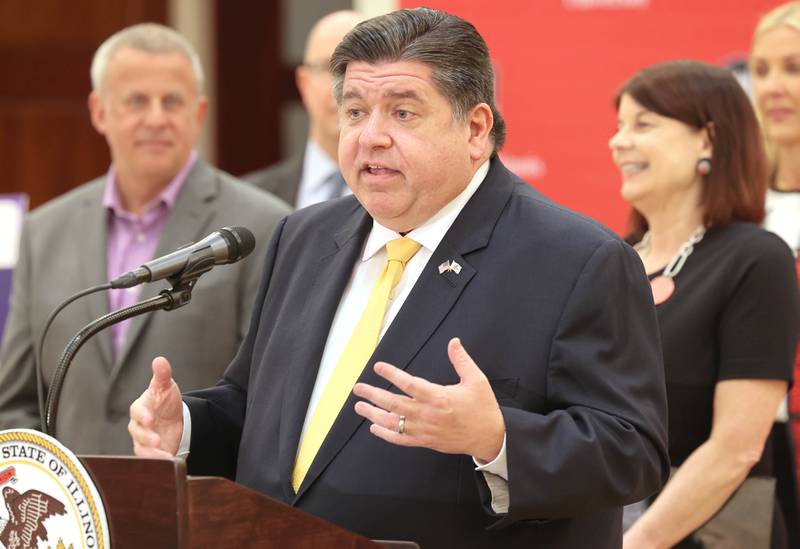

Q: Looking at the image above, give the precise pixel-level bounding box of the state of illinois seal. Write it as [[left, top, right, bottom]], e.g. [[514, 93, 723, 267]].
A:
[[0, 429, 110, 549]]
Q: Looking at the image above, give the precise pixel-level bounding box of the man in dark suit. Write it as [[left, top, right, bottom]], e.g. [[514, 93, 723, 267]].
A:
[[129, 9, 669, 548], [243, 11, 363, 208], [0, 23, 290, 454]]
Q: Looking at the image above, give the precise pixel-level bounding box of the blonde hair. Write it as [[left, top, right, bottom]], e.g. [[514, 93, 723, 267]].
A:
[[751, 2, 800, 183], [754, 2, 800, 38]]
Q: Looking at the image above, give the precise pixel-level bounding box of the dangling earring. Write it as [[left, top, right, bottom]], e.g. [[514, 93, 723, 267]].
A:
[[696, 158, 712, 175]]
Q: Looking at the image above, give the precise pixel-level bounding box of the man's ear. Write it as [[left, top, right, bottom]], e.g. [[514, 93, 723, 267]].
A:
[[196, 95, 209, 126], [88, 91, 107, 135], [296, 65, 310, 109], [466, 103, 493, 161]]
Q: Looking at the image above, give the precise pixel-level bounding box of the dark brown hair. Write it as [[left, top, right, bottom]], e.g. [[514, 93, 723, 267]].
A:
[[616, 60, 767, 242], [330, 7, 506, 150]]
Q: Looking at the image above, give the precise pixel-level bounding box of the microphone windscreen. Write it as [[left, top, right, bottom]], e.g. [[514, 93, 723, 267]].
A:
[[221, 226, 256, 261]]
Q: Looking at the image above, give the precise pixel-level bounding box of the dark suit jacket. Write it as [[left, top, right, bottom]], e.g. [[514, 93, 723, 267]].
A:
[[186, 158, 670, 548], [0, 159, 291, 454], [242, 153, 304, 207]]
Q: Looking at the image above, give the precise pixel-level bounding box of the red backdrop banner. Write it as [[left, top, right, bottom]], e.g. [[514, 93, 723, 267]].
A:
[[399, 0, 776, 233]]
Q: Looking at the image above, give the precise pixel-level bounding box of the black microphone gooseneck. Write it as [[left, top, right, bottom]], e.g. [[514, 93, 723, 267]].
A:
[[35, 283, 112, 430], [44, 280, 195, 437]]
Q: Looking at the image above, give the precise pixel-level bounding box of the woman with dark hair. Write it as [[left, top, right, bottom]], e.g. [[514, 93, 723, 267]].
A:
[[610, 60, 798, 548]]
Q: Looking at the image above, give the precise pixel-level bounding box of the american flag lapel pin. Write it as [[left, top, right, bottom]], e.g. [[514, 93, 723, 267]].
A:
[[438, 260, 462, 275]]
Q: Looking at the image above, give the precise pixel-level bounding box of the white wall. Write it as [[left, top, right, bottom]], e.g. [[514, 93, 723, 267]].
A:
[[169, 0, 217, 163]]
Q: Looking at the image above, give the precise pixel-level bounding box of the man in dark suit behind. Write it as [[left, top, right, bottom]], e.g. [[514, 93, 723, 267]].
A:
[[129, 9, 669, 548], [243, 11, 363, 208]]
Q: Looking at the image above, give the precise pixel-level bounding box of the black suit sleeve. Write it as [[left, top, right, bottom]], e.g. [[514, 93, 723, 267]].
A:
[[184, 217, 288, 479], [489, 238, 669, 524], [718, 231, 798, 382]]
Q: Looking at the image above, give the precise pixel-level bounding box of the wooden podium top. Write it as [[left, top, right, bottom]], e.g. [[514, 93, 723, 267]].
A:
[[80, 456, 417, 548]]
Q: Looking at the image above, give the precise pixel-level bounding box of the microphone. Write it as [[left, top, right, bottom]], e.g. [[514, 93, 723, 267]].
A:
[[110, 226, 256, 289]]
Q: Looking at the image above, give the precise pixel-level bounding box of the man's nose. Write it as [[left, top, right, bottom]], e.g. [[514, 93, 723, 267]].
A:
[[142, 100, 168, 126], [358, 112, 392, 149]]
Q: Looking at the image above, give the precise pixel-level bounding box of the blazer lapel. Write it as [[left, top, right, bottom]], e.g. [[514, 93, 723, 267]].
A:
[[279, 206, 372, 500], [377, 160, 517, 376], [280, 153, 304, 206], [79, 180, 114, 370], [293, 157, 517, 501], [111, 160, 217, 378]]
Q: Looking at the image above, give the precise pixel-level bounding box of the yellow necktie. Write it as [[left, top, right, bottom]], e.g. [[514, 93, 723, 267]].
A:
[[292, 237, 422, 491]]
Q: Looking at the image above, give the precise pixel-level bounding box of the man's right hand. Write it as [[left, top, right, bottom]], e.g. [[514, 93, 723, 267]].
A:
[[128, 356, 184, 458]]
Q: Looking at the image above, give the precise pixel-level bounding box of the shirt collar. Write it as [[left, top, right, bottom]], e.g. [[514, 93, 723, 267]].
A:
[[102, 150, 198, 219], [362, 159, 491, 261], [302, 140, 339, 192]]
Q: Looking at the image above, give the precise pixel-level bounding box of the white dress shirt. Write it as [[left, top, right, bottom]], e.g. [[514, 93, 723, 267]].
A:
[[181, 158, 509, 512], [765, 188, 800, 255]]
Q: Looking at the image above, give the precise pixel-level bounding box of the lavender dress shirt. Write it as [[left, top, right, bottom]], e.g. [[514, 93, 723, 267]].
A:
[[102, 151, 198, 357]]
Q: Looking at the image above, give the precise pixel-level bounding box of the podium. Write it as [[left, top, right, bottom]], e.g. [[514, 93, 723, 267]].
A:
[[80, 456, 418, 548]]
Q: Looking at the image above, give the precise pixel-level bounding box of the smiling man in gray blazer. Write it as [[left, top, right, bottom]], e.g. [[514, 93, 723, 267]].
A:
[[0, 23, 289, 454]]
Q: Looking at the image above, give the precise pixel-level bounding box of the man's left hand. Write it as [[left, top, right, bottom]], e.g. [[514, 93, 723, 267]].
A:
[[353, 337, 505, 462]]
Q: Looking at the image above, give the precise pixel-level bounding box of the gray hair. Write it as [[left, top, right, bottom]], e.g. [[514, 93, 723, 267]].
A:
[[90, 23, 204, 93], [330, 8, 506, 150]]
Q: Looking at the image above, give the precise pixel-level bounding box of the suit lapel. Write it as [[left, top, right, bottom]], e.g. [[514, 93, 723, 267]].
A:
[[79, 180, 114, 369], [278, 206, 372, 500], [293, 158, 517, 500], [111, 160, 217, 378], [282, 153, 304, 206]]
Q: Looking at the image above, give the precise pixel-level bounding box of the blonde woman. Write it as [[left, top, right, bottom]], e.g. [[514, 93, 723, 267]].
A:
[[751, 4, 800, 546]]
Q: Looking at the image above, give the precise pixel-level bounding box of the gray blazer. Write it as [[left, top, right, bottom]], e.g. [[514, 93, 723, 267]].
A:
[[0, 159, 290, 454]]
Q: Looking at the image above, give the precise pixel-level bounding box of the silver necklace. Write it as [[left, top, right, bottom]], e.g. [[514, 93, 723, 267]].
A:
[[636, 226, 706, 305]]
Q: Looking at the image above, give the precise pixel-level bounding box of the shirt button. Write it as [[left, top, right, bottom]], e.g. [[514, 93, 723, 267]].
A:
[[136, 233, 146, 243]]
